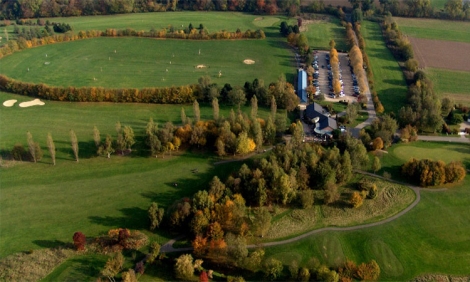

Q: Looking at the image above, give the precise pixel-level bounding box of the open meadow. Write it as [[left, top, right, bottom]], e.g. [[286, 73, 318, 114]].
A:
[[361, 21, 408, 114], [265, 141, 470, 280]]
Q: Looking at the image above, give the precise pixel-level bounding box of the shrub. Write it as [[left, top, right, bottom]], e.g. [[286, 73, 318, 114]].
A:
[[11, 144, 27, 161], [72, 232, 86, 251]]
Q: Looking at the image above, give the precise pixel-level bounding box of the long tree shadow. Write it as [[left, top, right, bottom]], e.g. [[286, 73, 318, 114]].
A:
[[88, 207, 148, 230], [33, 239, 72, 249]]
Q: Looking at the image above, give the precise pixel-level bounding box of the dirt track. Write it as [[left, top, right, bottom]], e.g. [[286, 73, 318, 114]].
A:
[[409, 37, 470, 71]]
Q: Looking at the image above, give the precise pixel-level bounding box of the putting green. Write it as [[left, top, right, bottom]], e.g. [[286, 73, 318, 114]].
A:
[[366, 239, 404, 276], [315, 234, 346, 267]]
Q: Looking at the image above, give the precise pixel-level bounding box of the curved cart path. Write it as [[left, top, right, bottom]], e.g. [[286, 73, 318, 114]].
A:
[[161, 171, 446, 253]]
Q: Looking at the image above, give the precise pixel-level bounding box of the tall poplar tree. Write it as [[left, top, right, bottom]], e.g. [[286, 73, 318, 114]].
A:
[[70, 130, 79, 162], [47, 133, 56, 165], [212, 98, 219, 121], [26, 131, 36, 163], [193, 100, 200, 123]]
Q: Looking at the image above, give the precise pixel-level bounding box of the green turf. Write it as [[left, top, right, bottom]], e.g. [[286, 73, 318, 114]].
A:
[[0, 91, 270, 258], [264, 142, 470, 280], [394, 17, 470, 43], [361, 21, 408, 115], [41, 254, 108, 282], [393, 142, 470, 164], [302, 16, 348, 52], [0, 36, 293, 89]]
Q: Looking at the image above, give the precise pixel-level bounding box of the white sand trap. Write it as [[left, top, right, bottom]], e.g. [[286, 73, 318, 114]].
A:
[[244, 59, 255, 65], [3, 100, 17, 107], [19, 99, 45, 108], [196, 64, 207, 69]]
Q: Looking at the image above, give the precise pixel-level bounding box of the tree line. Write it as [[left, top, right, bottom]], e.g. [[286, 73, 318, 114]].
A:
[[0, 0, 302, 20]]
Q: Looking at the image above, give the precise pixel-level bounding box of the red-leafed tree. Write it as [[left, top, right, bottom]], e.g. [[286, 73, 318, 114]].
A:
[[199, 271, 209, 282], [72, 231, 86, 251]]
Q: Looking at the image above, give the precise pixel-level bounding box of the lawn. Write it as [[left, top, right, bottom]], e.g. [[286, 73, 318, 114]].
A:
[[361, 21, 408, 115], [427, 68, 470, 106], [0, 36, 293, 89], [302, 16, 348, 52], [394, 17, 470, 43], [264, 142, 470, 280], [0, 91, 272, 258]]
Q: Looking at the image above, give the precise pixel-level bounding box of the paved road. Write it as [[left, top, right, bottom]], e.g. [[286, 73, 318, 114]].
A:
[[160, 171, 444, 253], [417, 135, 470, 143]]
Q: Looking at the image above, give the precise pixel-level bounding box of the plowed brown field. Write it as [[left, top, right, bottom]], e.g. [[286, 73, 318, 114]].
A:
[[409, 37, 470, 71]]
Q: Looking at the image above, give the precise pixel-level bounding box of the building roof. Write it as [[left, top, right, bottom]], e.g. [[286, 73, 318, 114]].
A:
[[305, 103, 338, 134], [297, 69, 307, 104]]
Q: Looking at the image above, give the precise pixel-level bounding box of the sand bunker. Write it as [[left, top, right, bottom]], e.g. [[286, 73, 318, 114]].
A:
[[19, 99, 45, 108], [3, 100, 17, 107], [244, 59, 255, 65], [196, 65, 207, 69]]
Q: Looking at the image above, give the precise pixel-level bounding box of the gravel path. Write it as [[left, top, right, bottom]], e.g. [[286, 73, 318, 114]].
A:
[[160, 171, 445, 253]]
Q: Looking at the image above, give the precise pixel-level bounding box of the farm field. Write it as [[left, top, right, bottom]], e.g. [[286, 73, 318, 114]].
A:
[[0, 91, 274, 258], [361, 21, 408, 114], [427, 68, 470, 106], [409, 37, 470, 71], [265, 141, 470, 280], [301, 16, 348, 51], [394, 17, 470, 43], [0, 36, 293, 88]]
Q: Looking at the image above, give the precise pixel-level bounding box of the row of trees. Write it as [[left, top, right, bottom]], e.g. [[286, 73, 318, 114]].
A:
[[382, 16, 414, 63], [381, 16, 460, 133], [351, 22, 385, 114], [10, 130, 78, 164], [329, 40, 342, 96], [0, 0, 302, 19], [402, 158, 466, 187]]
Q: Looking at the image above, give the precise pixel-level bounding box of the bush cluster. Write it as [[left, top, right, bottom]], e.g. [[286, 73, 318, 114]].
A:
[[402, 158, 466, 187]]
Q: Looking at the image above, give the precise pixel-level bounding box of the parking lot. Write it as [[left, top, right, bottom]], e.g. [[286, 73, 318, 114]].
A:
[[313, 50, 357, 104]]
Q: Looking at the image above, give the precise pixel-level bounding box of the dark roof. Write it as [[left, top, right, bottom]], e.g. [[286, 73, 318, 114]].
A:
[[305, 103, 337, 132]]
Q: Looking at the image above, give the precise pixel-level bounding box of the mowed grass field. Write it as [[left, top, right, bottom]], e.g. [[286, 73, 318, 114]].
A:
[[0, 91, 273, 258], [265, 142, 470, 280], [0, 36, 293, 88], [361, 21, 408, 114], [1, 12, 296, 88], [394, 17, 470, 43], [302, 16, 348, 51]]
